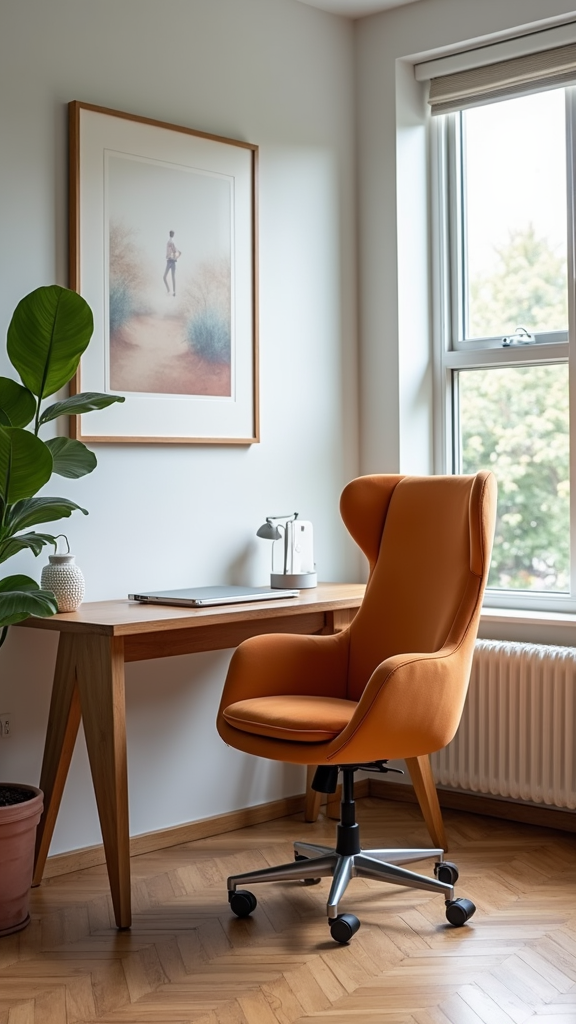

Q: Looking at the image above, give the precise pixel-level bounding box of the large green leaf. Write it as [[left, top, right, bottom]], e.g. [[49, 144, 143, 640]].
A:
[[0, 377, 36, 427], [0, 574, 40, 594], [0, 427, 53, 503], [0, 574, 58, 626], [46, 437, 97, 478], [7, 285, 93, 399], [39, 391, 125, 425], [4, 497, 88, 534], [0, 532, 58, 564]]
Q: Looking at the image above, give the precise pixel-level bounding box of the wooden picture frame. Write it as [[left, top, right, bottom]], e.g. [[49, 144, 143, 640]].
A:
[[68, 101, 259, 444]]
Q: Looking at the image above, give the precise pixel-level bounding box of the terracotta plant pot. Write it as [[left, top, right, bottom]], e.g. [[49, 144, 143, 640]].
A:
[[0, 784, 43, 937]]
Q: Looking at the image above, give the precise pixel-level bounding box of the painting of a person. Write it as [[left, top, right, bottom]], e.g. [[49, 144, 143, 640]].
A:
[[108, 155, 232, 397], [163, 230, 181, 296]]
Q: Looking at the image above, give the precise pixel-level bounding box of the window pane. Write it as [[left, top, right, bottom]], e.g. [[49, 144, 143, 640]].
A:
[[458, 364, 569, 592], [463, 91, 568, 339]]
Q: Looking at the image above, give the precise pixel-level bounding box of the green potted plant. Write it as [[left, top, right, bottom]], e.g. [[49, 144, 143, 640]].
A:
[[0, 284, 124, 936]]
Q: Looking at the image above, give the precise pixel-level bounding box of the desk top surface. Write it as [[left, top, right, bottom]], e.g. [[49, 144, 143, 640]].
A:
[[15, 582, 365, 637]]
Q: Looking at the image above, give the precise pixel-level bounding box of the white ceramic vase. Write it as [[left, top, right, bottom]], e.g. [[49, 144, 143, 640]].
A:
[[40, 554, 85, 612]]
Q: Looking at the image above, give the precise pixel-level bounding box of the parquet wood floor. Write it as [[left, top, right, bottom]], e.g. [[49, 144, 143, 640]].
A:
[[1, 797, 575, 1024]]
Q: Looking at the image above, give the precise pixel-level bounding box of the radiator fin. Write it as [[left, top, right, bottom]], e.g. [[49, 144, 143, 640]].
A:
[[430, 639, 576, 810]]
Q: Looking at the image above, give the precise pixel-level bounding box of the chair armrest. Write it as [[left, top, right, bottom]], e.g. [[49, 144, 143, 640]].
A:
[[327, 642, 473, 764], [218, 630, 350, 714]]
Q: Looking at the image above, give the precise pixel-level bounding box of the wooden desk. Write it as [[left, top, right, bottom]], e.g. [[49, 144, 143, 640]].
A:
[[18, 583, 364, 929]]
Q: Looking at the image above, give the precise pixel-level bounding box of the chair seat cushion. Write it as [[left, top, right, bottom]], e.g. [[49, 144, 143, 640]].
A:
[[222, 694, 358, 742]]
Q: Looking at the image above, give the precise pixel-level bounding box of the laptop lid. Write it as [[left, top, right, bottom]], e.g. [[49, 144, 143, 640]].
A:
[[128, 585, 300, 607]]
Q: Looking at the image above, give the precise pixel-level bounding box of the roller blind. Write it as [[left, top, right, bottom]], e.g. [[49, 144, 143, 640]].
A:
[[428, 41, 576, 115]]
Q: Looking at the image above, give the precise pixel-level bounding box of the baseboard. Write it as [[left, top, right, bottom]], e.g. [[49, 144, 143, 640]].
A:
[[43, 792, 307, 879], [45, 775, 572, 881], [369, 778, 576, 833]]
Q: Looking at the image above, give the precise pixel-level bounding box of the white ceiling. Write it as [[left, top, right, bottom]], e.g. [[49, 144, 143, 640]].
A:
[[295, 0, 420, 18]]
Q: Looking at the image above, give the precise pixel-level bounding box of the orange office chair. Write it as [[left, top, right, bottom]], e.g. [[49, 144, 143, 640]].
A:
[[217, 473, 496, 943]]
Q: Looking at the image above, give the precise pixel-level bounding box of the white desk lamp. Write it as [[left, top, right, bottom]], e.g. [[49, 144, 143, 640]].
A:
[[256, 513, 317, 589]]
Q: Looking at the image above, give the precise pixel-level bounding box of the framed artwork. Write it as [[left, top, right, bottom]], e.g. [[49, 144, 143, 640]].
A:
[[68, 101, 259, 443]]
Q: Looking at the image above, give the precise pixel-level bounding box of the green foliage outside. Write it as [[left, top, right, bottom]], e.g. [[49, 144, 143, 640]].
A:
[[460, 365, 569, 591], [461, 226, 569, 592], [0, 285, 125, 644], [468, 223, 568, 338]]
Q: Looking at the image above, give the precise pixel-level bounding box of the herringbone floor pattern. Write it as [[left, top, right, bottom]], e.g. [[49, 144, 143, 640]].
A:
[[1, 797, 575, 1023]]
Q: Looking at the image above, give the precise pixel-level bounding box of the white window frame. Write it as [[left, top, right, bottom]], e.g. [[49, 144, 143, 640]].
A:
[[432, 87, 576, 613]]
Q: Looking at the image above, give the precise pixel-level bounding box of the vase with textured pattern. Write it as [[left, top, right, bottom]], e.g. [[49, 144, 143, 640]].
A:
[[41, 553, 85, 612]]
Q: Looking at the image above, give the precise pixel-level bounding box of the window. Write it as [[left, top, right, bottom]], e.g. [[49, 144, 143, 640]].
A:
[[434, 86, 575, 609]]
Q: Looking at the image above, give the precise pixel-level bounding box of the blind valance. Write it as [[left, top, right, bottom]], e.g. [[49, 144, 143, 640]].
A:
[[428, 41, 576, 115]]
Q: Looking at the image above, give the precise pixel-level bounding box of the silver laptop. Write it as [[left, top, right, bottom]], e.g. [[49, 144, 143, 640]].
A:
[[129, 585, 300, 607]]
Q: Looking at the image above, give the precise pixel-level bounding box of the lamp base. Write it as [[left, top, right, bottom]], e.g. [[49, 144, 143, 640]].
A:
[[271, 572, 317, 589]]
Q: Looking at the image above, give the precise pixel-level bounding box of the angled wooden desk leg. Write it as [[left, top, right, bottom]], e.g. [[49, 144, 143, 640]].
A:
[[75, 634, 131, 929], [33, 633, 82, 885], [406, 755, 448, 851]]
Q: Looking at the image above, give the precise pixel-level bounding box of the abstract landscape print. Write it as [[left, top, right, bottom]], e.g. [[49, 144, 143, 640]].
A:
[[106, 153, 232, 398]]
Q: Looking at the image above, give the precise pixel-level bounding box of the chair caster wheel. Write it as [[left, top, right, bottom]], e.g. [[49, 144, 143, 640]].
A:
[[329, 913, 360, 944], [445, 898, 476, 926], [229, 890, 257, 918], [435, 860, 459, 885], [295, 853, 321, 885]]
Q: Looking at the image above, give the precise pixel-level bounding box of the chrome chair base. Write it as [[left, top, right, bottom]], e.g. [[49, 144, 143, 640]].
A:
[[226, 768, 476, 942], [227, 841, 454, 921]]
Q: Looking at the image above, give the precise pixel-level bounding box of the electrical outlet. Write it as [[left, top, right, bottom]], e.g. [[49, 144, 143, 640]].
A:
[[0, 715, 11, 738]]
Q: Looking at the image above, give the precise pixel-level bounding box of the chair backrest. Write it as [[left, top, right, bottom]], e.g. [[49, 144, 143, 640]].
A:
[[340, 473, 496, 702]]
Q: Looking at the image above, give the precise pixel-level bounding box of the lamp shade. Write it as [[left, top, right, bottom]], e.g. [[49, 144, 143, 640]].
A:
[[256, 521, 282, 541]]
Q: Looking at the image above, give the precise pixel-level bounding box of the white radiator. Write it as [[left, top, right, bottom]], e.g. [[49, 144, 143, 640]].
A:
[[430, 639, 576, 810]]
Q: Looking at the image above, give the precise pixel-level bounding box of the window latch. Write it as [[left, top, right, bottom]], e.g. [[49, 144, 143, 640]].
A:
[[502, 326, 536, 347]]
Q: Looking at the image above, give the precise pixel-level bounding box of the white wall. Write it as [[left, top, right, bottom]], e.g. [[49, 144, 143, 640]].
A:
[[0, 0, 359, 853], [356, 0, 576, 477]]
